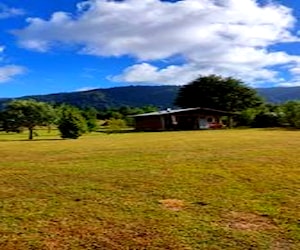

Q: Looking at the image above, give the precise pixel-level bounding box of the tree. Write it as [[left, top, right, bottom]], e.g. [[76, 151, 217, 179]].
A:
[[280, 101, 300, 128], [236, 104, 282, 128], [57, 105, 87, 139], [174, 75, 263, 112], [81, 107, 98, 132], [2, 99, 56, 140], [0, 110, 22, 133], [236, 108, 259, 127], [252, 111, 280, 128]]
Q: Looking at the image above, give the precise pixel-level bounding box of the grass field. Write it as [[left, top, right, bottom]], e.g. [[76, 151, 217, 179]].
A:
[[0, 129, 299, 249]]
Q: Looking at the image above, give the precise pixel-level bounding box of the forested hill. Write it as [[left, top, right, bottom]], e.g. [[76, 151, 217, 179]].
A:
[[256, 87, 300, 103], [1, 85, 300, 110], [0, 86, 180, 110]]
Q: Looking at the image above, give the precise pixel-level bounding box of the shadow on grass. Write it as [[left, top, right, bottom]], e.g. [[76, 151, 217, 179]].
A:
[[246, 127, 299, 131], [98, 127, 299, 134], [97, 128, 137, 134], [98, 128, 184, 134], [98, 129, 209, 134], [0, 138, 64, 142]]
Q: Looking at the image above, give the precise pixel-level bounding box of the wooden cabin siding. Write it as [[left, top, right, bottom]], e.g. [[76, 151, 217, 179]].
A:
[[132, 107, 233, 131], [135, 116, 164, 131]]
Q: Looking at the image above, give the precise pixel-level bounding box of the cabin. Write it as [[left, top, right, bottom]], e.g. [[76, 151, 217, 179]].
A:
[[132, 107, 234, 131]]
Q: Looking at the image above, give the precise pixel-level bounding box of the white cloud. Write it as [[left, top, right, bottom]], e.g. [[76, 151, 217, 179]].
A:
[[0, 3, 24, 19], [289, 66, 300, 75], [0, 65, 26, 83], [276, 82, 300, 87], [114, 49, 300, 86], [0, 46, 5, 62], [75, 86, 98, 92], [111, 62, 200, 85], [15, 0, 300, 86], [0, 45, 26, 83]]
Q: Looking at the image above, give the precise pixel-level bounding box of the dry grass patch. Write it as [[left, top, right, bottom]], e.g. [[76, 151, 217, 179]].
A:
[[271, 239, 294, 250], [159, 199, 185, 211], [223, 211, 277, 231]]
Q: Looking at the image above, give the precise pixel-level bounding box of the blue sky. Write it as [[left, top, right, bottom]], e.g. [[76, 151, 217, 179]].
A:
[[1, 0, 300, 98]]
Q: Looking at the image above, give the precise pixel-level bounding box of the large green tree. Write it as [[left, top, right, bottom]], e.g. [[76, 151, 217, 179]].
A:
[[2, 99, 56, 139], [174, 75, 263, 112]]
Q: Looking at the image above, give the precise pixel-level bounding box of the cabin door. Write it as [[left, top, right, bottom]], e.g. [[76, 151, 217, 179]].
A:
[[199, 118, 209, 129]]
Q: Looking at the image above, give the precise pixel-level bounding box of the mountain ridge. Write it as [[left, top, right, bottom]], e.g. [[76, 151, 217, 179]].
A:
[[1, 85, 300, 110]]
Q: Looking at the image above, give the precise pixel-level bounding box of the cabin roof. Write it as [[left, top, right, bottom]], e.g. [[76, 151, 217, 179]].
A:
[[132, 107, 236, 117]]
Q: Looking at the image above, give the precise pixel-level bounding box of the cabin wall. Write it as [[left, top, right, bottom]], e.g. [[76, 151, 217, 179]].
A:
[[175, 113, 223, 129], [134, 111, 227, 131], [135, 116, 164, 131]]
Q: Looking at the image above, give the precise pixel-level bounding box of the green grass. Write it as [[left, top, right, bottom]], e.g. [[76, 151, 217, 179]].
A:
[[0, 129, 299, 249]]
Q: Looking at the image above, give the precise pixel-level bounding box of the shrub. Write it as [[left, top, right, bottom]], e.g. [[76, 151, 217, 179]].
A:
[[58, 106, 87, 139], [106, 118, 127, 132]]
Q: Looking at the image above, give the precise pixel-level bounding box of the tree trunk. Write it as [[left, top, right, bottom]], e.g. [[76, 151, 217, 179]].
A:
[[29, 128, 33, 140]]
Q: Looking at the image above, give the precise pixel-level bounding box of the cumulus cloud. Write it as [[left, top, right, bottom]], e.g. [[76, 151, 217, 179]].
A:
[[114, 49, 300, 86], [0, 46, 26, 83], [14, 0, 300, 86], [0, 3, 24, 19], [111, 62, 201, 85], [0, 65, 26, 83]]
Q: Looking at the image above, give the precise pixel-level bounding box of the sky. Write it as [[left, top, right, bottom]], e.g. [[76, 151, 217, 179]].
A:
[[1, 0, 300, 98]]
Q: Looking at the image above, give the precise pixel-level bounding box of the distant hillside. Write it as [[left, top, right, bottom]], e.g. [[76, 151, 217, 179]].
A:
[[1, 85, 300, 110], [257, 87, 300, 103], [0, 86, 180, 110]]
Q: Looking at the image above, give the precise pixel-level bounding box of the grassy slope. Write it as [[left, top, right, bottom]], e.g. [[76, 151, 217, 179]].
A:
[[0, 129, 299, 249]]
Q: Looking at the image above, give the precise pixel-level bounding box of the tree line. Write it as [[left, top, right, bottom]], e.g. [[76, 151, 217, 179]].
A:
[[0, 100, 157, 140], [1, 75, 300, 140], [236, 101, 300, 128]]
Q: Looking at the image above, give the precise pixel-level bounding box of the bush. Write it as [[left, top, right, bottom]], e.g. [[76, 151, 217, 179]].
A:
[[105, 118, 127, 132], [236, 108, 258, 127], [281, 101, 300, 128], [252, 112, 280, 128], [58, 106, 87, 139]]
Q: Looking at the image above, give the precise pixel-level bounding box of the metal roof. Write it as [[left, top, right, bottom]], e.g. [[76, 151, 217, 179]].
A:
[[132, 107, 236, 117]]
